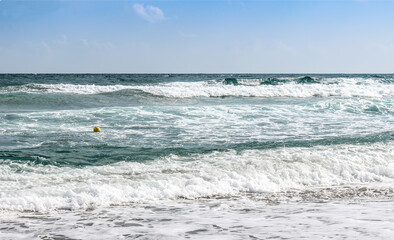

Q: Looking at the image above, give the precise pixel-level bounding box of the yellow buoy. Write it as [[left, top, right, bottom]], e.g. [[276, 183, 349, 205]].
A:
[[93, 126, 102, 132]]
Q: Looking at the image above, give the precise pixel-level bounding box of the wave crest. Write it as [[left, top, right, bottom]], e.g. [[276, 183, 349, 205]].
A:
[[0, 143, 393, 212], [1, 77, 394, 98]]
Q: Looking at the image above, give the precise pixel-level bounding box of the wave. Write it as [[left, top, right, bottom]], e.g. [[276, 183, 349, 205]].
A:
[[223, 76, 320, 86], [2, 131, 392, 167], [0, 89, 160, 109], [137, 80, 393, 98], [1, 78, 394, 98], [0, 92, 100, 108], [0, 83, 132, 95], [0, 142, 393, 212]]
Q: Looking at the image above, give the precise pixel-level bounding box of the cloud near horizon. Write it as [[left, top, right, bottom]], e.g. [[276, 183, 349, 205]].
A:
[[133, 3, 165, 23]]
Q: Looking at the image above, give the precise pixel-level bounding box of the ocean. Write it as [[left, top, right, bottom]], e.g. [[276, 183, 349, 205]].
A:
[[0, 74, 393, 239]]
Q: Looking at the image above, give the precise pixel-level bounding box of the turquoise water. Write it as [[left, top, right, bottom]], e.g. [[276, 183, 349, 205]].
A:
[[0, 74, 394, 238], [1, 74, 393, 167]]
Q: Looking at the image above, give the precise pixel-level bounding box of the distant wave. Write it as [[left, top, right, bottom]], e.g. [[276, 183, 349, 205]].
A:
[[1, 83, 133, 95], [223, 76, 320, 85], [0, 89, 160, 108], [1, 77, 394, 98]]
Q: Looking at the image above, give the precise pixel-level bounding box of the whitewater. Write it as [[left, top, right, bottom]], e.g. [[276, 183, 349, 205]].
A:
[[0, 74, 393, 239]]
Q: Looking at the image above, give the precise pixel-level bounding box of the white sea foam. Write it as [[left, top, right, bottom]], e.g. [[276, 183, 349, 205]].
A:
[[2, 83, 132, 95], [140, 81, 394, 98], [1, 143, 393, 212], [1, 199, 393, 239], [1, 79, 394, 98], [1, 100, 393, 151]]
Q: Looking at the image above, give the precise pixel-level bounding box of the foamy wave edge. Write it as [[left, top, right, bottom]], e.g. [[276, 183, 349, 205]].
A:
[[1, 81, 394, 98], [1, 143, 393, 212]]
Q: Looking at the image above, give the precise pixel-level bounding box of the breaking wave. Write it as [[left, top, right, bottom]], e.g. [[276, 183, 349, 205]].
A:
[[1, 142, 393, 212], [1, 76, 394, 98]]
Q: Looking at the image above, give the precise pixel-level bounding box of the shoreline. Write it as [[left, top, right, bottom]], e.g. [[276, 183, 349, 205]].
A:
[[1, 197, 393, 239]]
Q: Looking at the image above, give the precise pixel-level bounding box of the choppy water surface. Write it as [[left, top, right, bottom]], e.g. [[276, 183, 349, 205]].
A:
[[1, 74, 393, 239]]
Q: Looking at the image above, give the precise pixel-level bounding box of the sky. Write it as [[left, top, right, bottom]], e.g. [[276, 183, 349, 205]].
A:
[[0, 0, 393, 73]]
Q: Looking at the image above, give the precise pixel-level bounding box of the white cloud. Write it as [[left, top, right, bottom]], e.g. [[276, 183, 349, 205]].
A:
[[57, 34, 67, 45], [81, 39, 89, 47], [80, 39, 115, 49], [133, 3, 165, 23]]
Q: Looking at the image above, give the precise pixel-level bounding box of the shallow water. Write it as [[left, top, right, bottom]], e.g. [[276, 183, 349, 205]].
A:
[[1, 198, 393, 240]]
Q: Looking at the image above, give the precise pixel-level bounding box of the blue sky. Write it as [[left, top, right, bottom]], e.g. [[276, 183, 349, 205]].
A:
[[0, 0, 393, 73]]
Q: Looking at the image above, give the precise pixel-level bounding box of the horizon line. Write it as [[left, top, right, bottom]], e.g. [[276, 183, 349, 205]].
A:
[[1, 72, 394, 75]]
